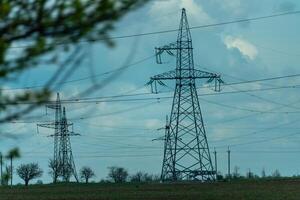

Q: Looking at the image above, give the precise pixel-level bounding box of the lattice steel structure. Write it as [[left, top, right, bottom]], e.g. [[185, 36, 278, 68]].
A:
[[148, 9, 223, 181], [37, 93, 79, 182]]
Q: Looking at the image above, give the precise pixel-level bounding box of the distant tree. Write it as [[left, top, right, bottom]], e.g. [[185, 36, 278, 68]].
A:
[[80, 166, 95, 184], [216, 171, 224, 181], [130, 171, 156, 182], [5, 147, 20, 186], [130, 171, 144, 182], [36, 180, 43, 185], [1, 166, 11, 185], [272, 169, 281, 178], [152, 174, 161, 182], [107, 166, 128, 183], [62, 165, 72, 182], [48, 158, 63, 183], [16, 163, 43, 186], [261, 168, 266, 178], [246, 169, 254, 179], [99, 179, 110, 184], [232, 166, 240, 179]]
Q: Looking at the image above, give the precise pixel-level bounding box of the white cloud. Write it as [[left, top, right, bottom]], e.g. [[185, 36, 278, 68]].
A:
[[148, 0, 213, 27], [224, 35, 258, 60], [144, 119, 163, 129], [212, 0, 243, 16]]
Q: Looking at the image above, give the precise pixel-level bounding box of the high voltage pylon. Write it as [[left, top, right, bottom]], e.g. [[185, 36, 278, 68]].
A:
[[148, 8, 223, 181], [37, 93, 79, 183]]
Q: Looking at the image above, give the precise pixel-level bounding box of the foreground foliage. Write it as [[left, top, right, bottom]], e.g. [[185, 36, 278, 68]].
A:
[[0, 0, 147, 122]]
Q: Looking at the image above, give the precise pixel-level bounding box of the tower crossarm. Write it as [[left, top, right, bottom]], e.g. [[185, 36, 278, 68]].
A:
[[192, 69, 220, 80], [37, 122, 56, 129], [150, 69, 221, 80], [156, 42, 178, 51], [37, 122, 73, 129], [148, 69, 223, 92], [47, 132, 80, 137], [155, 42, 178, 64], [150, 70, 177, 81]]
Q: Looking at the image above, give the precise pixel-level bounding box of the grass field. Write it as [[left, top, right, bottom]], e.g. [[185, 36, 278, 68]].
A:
[[1, 179, 300, 200]]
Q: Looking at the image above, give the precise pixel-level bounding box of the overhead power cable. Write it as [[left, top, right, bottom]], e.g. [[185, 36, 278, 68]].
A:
[[223, 73, 300, 87], [199, 97, 300, 114], [22, 154, 161, 159], [211, 119, 299, 143], [1, 55, 155, 91], [195, 64, 300, 110], [8, 10, 300, 49], [216, 131, 300, 148], [3, 82, 300, 106]]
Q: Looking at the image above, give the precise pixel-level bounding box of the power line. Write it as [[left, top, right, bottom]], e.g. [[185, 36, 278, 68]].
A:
[[4, 82, 300, 106], [8, 10, 300, 49], [22, 154, 161, 159], [79, 122, 156, 131], [216, 131, 300, 149], [211, 119, 299, 143], [3, 66, 300, 97], [252, 42, 300, 57], [195, 64, 300, 110], [71, 101, 162, 120], [231, 150, 300, 154], [227, 85, 300, 110], [223, 73, 300, 87], [209, 150, 300, 154], [2, 55, 155, 91], [199, 97, 300, 114]]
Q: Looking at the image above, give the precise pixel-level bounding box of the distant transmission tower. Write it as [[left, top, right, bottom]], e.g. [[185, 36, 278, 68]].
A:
[[37, 93, 79, 182], [148, 8, 223, 181]]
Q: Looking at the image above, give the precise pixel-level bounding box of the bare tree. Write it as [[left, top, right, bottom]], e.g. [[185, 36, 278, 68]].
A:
[[130, 171, 144, 182], [80, 166, 95, 184], [130, 171, 158, 183], [261, 168, 266, 178], [232, 166, 240, 179], [16, 163, 43, 186], [107, 166, 128, 183], [48, 159, 61, 183], [272, 169, 281, 178], [246, 169, 254, 179]]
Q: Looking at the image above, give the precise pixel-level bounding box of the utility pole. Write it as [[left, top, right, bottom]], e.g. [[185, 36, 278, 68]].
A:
[[148, 8, 223, 182], [227, 146, 231, 180], [37, 93, 79, 182], [214, 148, 217, 179], [0, 153, 2, 185], [10, 155, 12, 187]]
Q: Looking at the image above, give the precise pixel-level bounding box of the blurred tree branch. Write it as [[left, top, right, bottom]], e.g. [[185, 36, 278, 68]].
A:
[[0, 0, 148, 122]]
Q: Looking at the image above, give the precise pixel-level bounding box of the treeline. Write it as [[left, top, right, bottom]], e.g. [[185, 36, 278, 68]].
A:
[[0, 149, 298, 186], [216, 166, 285, 181], [104, 166, 160, 183], [0, 160, 160, 186]]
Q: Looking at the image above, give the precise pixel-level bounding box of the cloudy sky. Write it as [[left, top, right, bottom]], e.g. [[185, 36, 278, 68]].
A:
[[1, 0, 300, 183]]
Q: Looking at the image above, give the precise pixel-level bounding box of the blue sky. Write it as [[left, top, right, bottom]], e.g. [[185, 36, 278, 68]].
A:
[[1, 0, 300, 183]]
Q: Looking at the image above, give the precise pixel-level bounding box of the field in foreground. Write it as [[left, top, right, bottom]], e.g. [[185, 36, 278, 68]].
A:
[[1, 179, 300, 200]]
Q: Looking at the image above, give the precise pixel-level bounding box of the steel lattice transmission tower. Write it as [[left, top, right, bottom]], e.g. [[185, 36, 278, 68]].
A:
[[148, 8, 223, 181], [38, 93, 79, 182]]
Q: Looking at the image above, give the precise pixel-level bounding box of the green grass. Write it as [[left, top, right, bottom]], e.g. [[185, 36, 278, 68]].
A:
[[1, 179, 300, 200]]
